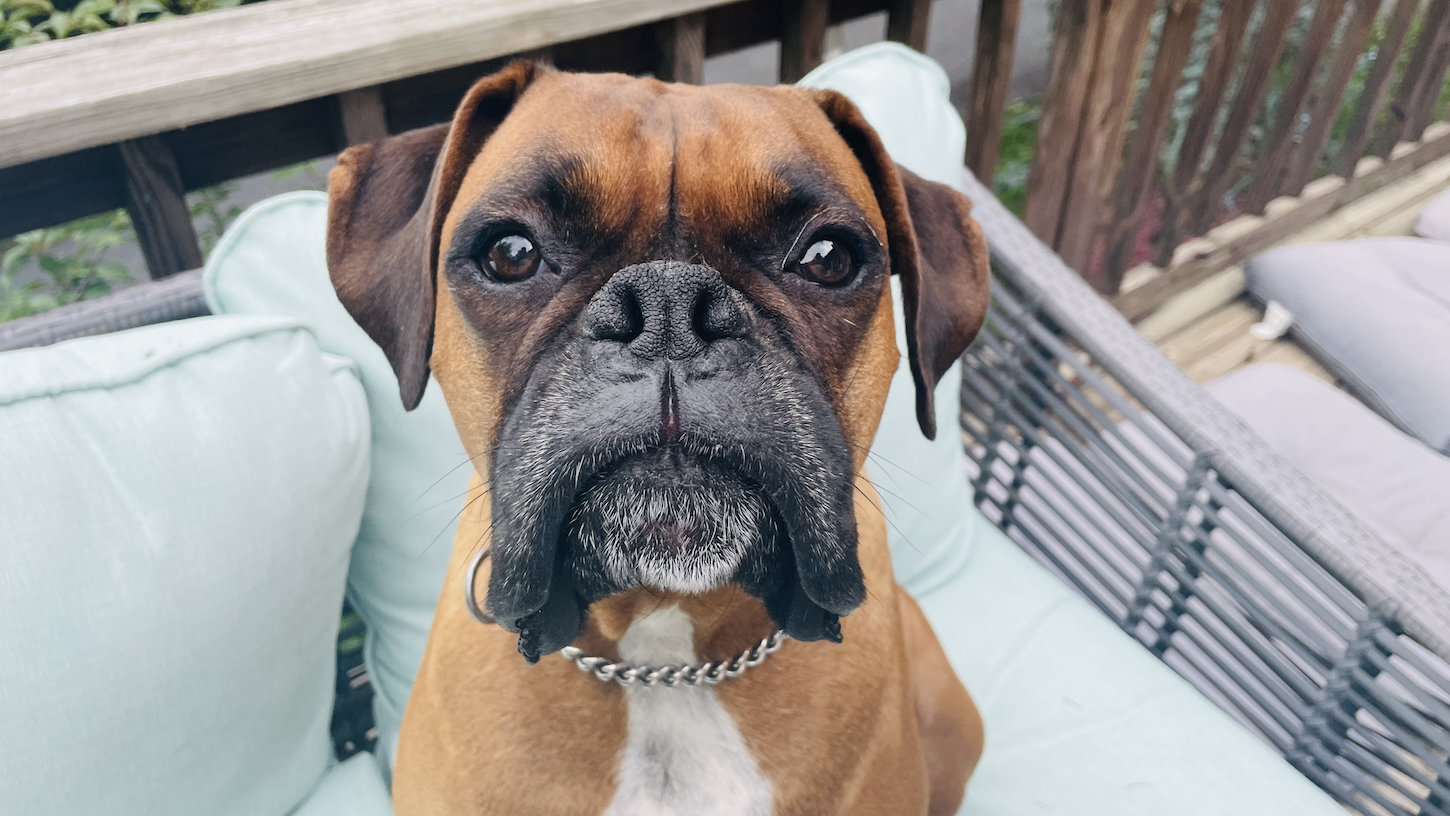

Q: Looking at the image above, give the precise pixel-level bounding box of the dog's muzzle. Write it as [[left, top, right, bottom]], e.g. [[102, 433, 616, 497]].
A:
[[482, 261, 865, 661]]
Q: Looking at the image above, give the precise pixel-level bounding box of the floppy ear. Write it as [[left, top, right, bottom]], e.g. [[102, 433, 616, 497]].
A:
[[326, 61, 544, 409], [806, 90, 991, 440]]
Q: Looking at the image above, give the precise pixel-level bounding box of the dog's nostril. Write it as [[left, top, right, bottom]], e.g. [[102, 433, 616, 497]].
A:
[[586, 285, 645, 343], [694, 285, 745, 343]]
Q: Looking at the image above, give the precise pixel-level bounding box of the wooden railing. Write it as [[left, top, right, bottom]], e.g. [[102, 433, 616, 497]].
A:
[[0, 0, 930, 280], [3, 0, 1448, 321], [964, 0, 1450, 311]]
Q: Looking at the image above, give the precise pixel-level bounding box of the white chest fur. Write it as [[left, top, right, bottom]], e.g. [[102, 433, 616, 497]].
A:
[[603, 606, 774, 816]]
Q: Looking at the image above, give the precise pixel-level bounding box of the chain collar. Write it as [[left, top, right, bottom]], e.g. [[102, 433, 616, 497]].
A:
[[466, 545, 789, 688], [561, 630, 789, 688]]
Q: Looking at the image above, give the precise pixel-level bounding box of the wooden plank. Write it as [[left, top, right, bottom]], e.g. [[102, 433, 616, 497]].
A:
[[0, 0, 745, 171], [1239, 0, 1350, 215], [1336, 0, 1418, 176], [1114, 122, 1450, 321], [1137, 266, 1244, 344], [1156, 0, 1254, 267], [965, 0, 1023, 182], [338, 86, 390, 147], [1185, 0, 1300, 234], [655, 12, 706, 83], [887, 0, 932, 51], [118, 136, 202, 280], [1158, 300, 1257, 370], [1280, 0, 1383, 198], [1183, 323, 1273, 383], [1373, 0, 1450, 156], [1252, 340, 1335, 385], [1022, 0, 1102, 245], [0, 0, 895, 240], [1054, 0, 1155, 281], [1101, 0, 1205, 291], [780, 0, 830, 84]]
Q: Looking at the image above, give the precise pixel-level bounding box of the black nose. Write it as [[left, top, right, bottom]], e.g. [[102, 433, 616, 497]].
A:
[[585, 262, 746, 359]]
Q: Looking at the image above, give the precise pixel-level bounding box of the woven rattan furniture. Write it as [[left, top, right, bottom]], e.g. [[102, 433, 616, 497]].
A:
[[5, 171, 1449, 815], [959, 169, 1450, 816]]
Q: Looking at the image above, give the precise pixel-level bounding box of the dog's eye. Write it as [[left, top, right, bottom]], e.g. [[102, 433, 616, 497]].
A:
[[794, 238, 855, 287], [484, 234, 543, 282]]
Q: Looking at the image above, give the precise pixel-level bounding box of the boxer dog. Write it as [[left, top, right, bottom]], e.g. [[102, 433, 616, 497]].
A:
[[326, 61, 988, 815]]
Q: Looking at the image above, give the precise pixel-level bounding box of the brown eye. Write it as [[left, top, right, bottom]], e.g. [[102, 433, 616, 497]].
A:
[[795, 238, 855, 286], [484, 234, 542, 281]]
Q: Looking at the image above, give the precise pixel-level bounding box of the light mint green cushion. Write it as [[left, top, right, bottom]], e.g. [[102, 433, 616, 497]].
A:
[[806, 42, 1344, 814], [204, 193, 471, 770], [0, 317, 370, 816], [293, 753, 393, 816]]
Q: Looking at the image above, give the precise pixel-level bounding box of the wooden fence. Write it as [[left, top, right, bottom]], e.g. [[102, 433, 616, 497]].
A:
[[965, 0, 1450, 314], [2, 0, 1449, 321], [0, 0, 929, 280]]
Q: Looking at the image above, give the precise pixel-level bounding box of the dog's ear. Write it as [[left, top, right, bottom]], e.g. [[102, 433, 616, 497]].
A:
[[806, 89, 991, 440], [327, 61, 544, 409]]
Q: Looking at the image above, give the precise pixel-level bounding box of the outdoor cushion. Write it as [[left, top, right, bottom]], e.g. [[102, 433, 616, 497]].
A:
[[1416, 186, 1450, 242], [293, 753, 394, 816], [205, 194, 471, 770], [0, 317, 370, 816], [1245, 237, 1450, 454], [1208, 364, 1450, 591]]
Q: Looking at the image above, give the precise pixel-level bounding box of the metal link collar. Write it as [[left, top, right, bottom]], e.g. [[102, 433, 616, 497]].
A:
[[466, 546, 789, 688], [561, 630, 789, 688]]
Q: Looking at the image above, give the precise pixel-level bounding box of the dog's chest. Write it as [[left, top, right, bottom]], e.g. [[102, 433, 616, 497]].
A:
[[604, 606, 773, 816]]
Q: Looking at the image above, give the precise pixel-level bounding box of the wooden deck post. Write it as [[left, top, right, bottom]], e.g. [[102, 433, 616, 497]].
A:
[[338, 86, 390, 147], [1184, 0, 1298, 234], [118, 136, 202, 280], [887, 0, 933, 52], [1156, 0, 1254, 267], [1022, 0, 1102, 245], [1052, 0, 1154, 283], [1336, 0, 1418, 176], [965, 0, 1022, 183], [1240, 0, 1350, 215], [1281, 0, 1384, 198], [1373, 0, 1450, 156], [656, 12, 706, 84], [1404, 5, 1450, 141], [1101, 0, 1205, 293], [780, 0, 830, 84]]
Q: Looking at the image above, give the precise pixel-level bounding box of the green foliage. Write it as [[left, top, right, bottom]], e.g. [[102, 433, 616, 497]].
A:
[[1, 0, 247, 50], [0, 210, 134, 321], [188, 182, 242, 257], [993, 100, 1040, 217]]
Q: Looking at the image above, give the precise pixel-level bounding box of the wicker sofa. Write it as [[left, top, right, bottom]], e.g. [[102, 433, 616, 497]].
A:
[[3, 43, 1446, 816]]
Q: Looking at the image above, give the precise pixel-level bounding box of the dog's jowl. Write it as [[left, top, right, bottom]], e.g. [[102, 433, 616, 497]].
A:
[[327, 62, 989, 816]]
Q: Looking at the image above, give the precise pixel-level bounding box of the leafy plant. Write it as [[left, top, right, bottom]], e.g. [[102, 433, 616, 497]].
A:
[[993, 99, 1041, 217], [0, 210, 134, 321], [188, 182, 242, 257], [1, 0, 249, 50]]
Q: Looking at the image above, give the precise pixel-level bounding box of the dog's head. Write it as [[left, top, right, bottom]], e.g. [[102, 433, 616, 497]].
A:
[[327, 63, 989, 661]]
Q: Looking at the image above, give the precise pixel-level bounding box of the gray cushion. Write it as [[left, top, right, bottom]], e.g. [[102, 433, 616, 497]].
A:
[[1417, 187, 1450, 242], [1245, 237, 1450, 453], [1207, 365, 1450, 592]]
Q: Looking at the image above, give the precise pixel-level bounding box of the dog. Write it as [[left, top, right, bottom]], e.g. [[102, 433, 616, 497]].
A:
[[326, 60, 989, 816]]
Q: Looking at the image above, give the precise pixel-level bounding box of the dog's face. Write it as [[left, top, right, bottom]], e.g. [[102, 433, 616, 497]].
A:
[[327, 63, 989, 661]]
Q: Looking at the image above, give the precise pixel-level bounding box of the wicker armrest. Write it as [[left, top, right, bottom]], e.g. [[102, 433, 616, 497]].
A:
[[960, 167, 1450, 814]]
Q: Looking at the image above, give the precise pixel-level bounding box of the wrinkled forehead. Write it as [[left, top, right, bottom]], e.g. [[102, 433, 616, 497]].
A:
[[441, 72, 884, 248]]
